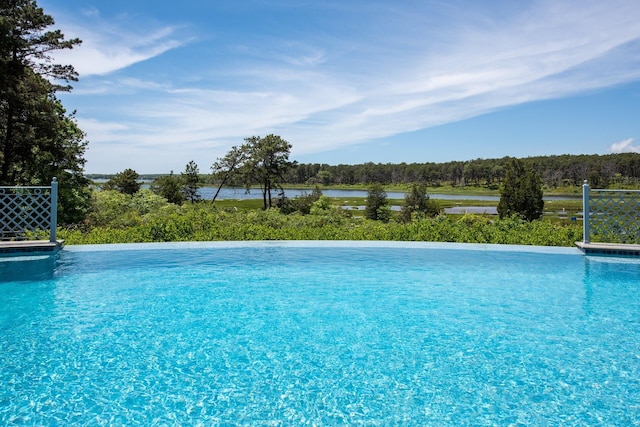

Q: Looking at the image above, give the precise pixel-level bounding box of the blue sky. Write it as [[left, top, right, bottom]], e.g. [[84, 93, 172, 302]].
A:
[[43, 0, 640, 174]]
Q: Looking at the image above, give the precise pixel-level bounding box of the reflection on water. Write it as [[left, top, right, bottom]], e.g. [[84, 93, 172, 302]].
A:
[[582, 256, 640, 316], [0, 253, 57, 282]]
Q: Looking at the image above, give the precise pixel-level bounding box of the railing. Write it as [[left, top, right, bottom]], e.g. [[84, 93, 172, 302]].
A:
[[0, 178, 58, 242], [582, 180, 640, 244]]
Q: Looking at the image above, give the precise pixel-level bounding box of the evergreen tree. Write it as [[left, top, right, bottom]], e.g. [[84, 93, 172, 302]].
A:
[[151, 172, 185, 205], [399, 183, 439, 222], [242, 134, 295, 210], [104, 169, 141, 195], [0, 0, 88, 223], [497, 159, 544, 221], [181, 160, 201, 203], [365, 183, 390, 222]]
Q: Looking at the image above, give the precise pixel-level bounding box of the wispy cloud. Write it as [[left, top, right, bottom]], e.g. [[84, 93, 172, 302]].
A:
[[610, 138, 640, 154], [58, 0, 640, 172], [53, 13, 189, 76]]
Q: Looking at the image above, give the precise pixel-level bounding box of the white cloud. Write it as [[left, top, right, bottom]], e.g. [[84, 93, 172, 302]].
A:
[[80, 7, 100, 18], [610, 138, 640, 154], [52, 14, 188, 76], [61, 0, 640, 172]]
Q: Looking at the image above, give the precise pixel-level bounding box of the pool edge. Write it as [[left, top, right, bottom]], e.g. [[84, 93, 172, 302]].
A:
[[62, 240, 582, 255]]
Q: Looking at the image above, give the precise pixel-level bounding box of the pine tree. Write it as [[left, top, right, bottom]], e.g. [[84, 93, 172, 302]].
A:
[[497, 159, 544, 221], [181, 160, 202, 203], [242, 135, 295, 210], [104, 169, 141, 195], [399, 183, 439, 222], [151, 172, 185, 205], [365, 183, 390, 222], [0, 0, 88, 223]]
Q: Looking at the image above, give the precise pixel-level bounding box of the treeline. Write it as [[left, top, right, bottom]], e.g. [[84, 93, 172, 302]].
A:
[[92, 152, 640, 190], [280, 153, 640, 188]]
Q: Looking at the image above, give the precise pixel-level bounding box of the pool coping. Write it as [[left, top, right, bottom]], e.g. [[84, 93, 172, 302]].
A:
[[0, 240, 64, 254], [62, 240, 583, 255], [575, 241, 640, 257]]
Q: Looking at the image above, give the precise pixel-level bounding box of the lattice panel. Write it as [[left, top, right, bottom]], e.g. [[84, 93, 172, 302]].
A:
[[0, 187, 52, 240], [590, 190, 640, 244]]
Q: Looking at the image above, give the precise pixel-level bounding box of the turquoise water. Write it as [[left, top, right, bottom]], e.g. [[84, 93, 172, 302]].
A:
[[1, 242, 640, 426]]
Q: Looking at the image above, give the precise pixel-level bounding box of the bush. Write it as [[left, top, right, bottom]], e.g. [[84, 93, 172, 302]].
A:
[[278, 187, 323, 214], [59, 201, 583, 247]]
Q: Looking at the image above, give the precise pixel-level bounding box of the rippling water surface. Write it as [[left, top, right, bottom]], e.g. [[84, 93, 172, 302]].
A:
[[1, 242, 639, 426]]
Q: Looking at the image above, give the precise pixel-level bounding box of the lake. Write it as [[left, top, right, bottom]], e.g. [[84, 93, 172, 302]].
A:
[[200, 187, 578, 202]]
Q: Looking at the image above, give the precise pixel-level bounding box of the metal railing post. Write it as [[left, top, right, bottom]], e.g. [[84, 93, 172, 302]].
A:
[[50, 177, 58, 242], [582, 180, 590, 244]]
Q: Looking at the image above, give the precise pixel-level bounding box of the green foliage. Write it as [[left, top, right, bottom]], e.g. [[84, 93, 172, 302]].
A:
[[181, 160, 202, 203], [151, 172, 185, 205], [87, 189, 169, 228], [278, 186, 323, 214], [242, 134, 296, 209], [310, 195, 332, 215], [498, 159, 544, 221], [130, 189, 170, 215], [103, 168, 141, 195], [315, 170, 334, 185], [0, 1, 89, 223], [212, 135, 295, 209], [56, 172, 92, 225], [365, 183, 390, 222], [399, 183, 440, 222], [87, 190, 137, 228], [59, 202, 582, 247], [284, 153, 640, 189], [0, 0, 81, 84]]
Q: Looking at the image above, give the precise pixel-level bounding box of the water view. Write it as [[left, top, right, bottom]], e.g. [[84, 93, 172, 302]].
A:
[[200, 187, 578, 201]]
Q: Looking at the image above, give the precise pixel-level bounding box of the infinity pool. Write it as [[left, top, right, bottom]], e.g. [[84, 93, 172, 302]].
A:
[[1, 242, 639, 425]]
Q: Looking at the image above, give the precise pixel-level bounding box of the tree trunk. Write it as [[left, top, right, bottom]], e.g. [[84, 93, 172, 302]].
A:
[[261, 186, 268, 210], [211, 176, 228, 202]]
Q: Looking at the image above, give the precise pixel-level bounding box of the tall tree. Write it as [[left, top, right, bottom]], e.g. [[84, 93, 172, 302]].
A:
[[365, 182, 390, 222], [243, 134, 295, 210], [104, 168, 141, 195], [210, 145, 246, 202], [0, 0, 88, 223], [151, 171, 185, 205], [497, 159, 544, 221], [399, 183, 439, 222], [181, 160, 201, 203]]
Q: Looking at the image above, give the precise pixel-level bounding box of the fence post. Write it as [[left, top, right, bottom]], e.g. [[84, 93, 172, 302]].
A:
[[582, 180, 590, 244], [50, 177, 58, 242]]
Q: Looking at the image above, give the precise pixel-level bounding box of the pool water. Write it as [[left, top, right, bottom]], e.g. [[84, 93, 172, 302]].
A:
[[1, 242, 639, 425]]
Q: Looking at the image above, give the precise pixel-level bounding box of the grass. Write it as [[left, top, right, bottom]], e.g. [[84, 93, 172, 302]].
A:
[[211, 196, 584, 221], [277, 183, 589, 196], [213, 198, 264, 211]]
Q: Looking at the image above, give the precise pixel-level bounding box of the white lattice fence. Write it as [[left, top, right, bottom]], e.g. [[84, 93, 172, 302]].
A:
[[0, 179, 58, 242], [583, 181, 640, 244]]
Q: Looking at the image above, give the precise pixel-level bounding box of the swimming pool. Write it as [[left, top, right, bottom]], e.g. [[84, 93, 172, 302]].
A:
[[1, 241, 639, 425]]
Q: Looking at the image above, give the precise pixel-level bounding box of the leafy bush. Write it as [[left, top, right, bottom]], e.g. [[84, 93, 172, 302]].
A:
[[59, 200, 583, 247], [87, 189, 170, 228], [278, 187, 323, 214]]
